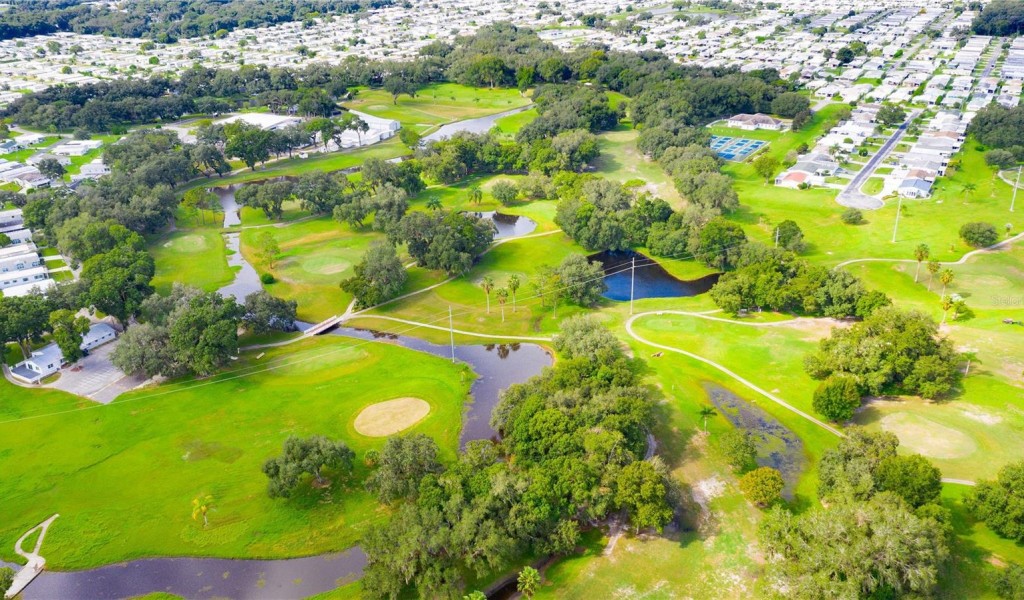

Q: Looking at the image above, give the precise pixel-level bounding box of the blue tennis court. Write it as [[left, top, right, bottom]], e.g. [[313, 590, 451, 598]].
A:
[[710, 135, 768, 161]]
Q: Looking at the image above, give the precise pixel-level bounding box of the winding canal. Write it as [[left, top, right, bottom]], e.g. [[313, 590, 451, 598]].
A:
[[23, 328, 551, 600]]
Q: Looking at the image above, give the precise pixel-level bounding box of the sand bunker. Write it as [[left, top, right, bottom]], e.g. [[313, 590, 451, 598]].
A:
[[354, 397, 431, 437]]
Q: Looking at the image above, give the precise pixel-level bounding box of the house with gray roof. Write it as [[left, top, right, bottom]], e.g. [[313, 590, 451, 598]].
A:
[[9, 323, 118, 384]]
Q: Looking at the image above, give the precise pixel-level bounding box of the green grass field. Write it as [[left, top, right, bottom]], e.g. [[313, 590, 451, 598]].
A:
[[180, 139, 409, 193], [240, 219, 383, 321], [0, 337, 471, 569], [342, 83, 530, 134], [492, 108, 538, 137], [360, 228, 592, 339], [593, 126, 682, 206], [150, 228, 233, 294]]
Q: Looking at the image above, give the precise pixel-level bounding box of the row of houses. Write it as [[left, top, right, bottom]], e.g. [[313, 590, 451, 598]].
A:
[[0, 208, 56, 297], [895, 110, 970, 199]]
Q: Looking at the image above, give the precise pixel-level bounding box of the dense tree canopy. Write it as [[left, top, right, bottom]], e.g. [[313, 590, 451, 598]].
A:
[[760, 429, 949, 598], [361, 318, 668, 597], [759, 493, 949, 598], [972, 0, 1024, 36], [968, 105, 1024, 159], [967, 461, 1024, 544], [340, 240, 407, 308], [0, 0, 393, 42], [263, 435, 356, 498], [111, 284, 241, 377], [804, 307, 962, 398], [394, 210, 494, 275]]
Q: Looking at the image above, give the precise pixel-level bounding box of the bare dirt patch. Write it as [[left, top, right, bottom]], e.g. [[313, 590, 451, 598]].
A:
[[354, 397, 431, 437], [879, 412, 977, 459], [959, 406, 1003, 425], [776, 317, 848, 340]]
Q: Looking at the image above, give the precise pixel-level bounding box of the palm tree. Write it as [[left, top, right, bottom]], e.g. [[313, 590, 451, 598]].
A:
[[939, 268, 955, 298], [481, 276, 494, 313], [963, 350, 978, 376], [962, 182, 977, 199], [926, 260, 941, 291], [940, 297, 953, 325], [469, 186, 483, 205], [426, 196, 442, 211], [913, 243, 929, 282], [496, 288, 508, 322], [508, 274, 520, 313], [517, 566, 541, 598], [698, 405, 717, 433], [192, 494, 214, 528]]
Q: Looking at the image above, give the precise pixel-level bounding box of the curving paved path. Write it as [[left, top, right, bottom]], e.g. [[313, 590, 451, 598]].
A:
[[6, 514, 59, 599], [349, 315, 553, 342], [625, 311, 845, 437], [623, 310, 975, 486], [834, 231, 1024, 270]]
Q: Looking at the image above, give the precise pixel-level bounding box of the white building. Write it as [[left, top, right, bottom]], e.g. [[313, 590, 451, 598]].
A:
[[9, 323, 118, 383]]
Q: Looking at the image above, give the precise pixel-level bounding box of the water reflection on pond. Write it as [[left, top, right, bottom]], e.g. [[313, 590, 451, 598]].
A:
[[590, 250, 720, 302], [466, 210, 538, 239], [319, 325, 551, 446]]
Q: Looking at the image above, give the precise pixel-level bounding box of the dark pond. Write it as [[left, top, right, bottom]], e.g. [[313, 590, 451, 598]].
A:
[[466, 211, 538, 239], [703, 383, 806, 499], [589, 250, 720, 302], [23, 548, 365, 600], [20, 329, 550, 600]]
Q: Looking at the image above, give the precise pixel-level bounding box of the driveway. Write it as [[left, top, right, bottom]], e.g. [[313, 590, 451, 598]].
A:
[[45, 342, 146, 404]]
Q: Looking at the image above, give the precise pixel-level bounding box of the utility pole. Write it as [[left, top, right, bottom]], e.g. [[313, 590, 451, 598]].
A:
[[629, 255, 636, 316], [1012, 165, 1021, 213], [891, 196, 903, 243], [774, 226, 780, 248], [448, 305, 455, 363]]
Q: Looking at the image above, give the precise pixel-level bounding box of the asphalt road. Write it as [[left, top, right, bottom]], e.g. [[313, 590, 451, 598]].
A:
[[837, 109, 920, 210]]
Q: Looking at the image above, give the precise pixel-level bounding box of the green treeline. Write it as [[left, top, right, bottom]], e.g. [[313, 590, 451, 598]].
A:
[[0, 0, 392, 42]]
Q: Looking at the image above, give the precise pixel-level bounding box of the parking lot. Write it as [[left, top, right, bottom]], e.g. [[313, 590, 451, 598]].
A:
[[47, 342, 147, 404]]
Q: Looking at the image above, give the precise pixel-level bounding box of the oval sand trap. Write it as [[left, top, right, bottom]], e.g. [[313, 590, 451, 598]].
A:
[[879, 412, 976, 459], [354, 397, 431, 437]]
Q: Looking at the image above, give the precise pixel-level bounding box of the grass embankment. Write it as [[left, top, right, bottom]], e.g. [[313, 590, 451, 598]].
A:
[[593, 126, 682, 207], [0, 336, 471, 570]]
